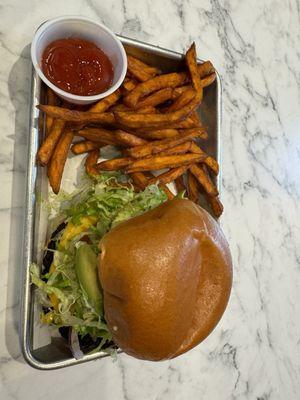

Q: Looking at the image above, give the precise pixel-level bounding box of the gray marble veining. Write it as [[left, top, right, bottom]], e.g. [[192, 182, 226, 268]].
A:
[[0, 0, 300, 399]]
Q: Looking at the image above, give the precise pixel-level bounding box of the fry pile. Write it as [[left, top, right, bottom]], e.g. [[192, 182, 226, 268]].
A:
[[37, 43, 223, 217]]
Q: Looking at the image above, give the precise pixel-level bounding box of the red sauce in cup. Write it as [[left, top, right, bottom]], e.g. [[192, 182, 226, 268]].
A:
[[41, 38, 114, 96]]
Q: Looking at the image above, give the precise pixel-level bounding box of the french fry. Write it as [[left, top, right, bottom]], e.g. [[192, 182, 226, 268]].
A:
[[136, 88, 173, 109], [127, 55, 160, 76], [186, 42, 202, 94], [136, 106, 159, 114], [121, 78, 138, 93], [37, 105, 115, 125], [189, 142, 219, 174], [197, 60, 215, 78], [201, 73, 216, 88], [160, 184, 174, 200], [110, 103, 131, 112], [189, 111, 202, 128], [206, 195, 223, 218], [37, 119, 66, 166], [189, 164, 218, 196], [114, 100, 200, 129], [175, 176, 186, 193], [164, 141, 194, 155], [171, 116, 202, 130], [47, 130, 74, 194], [126, 153, 205, 173], [126, 128, 206, 158], [116, 44, 203, 129], [148, 165, 189, 185], [71, 140, 101, 155], [85, 148, 100, 176], [172, 85, 193, 99], [45, 88, 57, 134], [77, 128, 119, 145], [124, 60, 214, 109], [187, 170, 200, 203], [135, 128, 180, 140], [77, 128, 146, 147], [96, 157, 133, 171], [89, 89, 121, 113], [164, 87, 196, 113], [130, 171, 174, 199], [124, 72, 187, 108], [130, 171, 149, 189], [127, 54, 160, 82], [114, 130, 147, 147]]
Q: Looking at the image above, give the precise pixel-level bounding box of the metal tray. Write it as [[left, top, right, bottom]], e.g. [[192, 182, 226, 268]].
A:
[[20, 35, 221, 370]]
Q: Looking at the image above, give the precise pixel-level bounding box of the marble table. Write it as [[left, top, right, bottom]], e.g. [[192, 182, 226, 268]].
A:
[[1, 1, 300, 399]]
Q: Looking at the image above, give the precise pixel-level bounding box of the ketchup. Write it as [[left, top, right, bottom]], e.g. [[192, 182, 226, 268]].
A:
[[41, 38, 114, 96]]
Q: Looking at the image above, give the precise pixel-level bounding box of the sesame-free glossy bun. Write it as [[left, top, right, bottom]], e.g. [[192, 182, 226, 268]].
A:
[[98, 199, 232, 360]]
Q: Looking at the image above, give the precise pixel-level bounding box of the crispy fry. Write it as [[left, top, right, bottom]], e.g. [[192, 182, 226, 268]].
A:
[[130, 171, 174, 199], [45, 88, 57, 134], [114, 100, 199, 129], [189, 111, 202, 128], [197, 60, 215, 77], [148, 165, 189, 185], [89, 89, 121, 113], [201, 73, 216, 88], [187, 170, 200, 203], [206, 195, 223, 217], [189, 142, 219, 174], [175, 175, 186, 193], [136, 88, 173, 109], [171, 116, 201, 130], [127, 55, 160, 76], [77, 128, 118, 145], [77, 128, 146, 147], [186, 42, 202, 94], [47, 130, 74, 194], [110, 103, 131, 112], [126, 153, 204, 173], [96, 157, 133, 171], [189, 164, 218, 196], [121, 78, 138, 93], [127, 54, 160, 82], [164, 88, 196, 113], [116, 45, 203, 129], [114, 130, 147, 147], [126, 128, 206, 158], [38, 105, 115, 124], [124, 59, 213, 109], [71, 140, 101, 155], [172, 85, 193, 99], [124, 72, 187, 108], [136, 106, 159, 114], [164, 141, 194, 155], [135, 128, 180, 140], [130, 171, 149, 189], [37, 119, 66, 166], [160, 184, 174, 200], [85, 148, 100, 176]]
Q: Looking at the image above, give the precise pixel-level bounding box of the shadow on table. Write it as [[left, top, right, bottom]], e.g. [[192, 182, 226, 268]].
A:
[[5, 44, 32, 364]]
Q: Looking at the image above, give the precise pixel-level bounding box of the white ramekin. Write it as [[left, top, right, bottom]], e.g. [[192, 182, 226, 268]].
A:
[[31, 16, 127, 105]]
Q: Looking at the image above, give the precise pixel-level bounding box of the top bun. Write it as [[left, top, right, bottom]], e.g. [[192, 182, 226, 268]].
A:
[[98, 198, 232, 360]]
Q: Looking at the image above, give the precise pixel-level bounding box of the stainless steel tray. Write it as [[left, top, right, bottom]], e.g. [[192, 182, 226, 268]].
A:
[[20, 35, 222, 370]]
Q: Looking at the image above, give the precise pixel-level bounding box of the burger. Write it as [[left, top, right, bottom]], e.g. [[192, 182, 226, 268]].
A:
[[31, 173, 232, 360]]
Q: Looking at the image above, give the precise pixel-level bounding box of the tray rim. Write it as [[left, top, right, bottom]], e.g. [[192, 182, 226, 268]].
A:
[[20, 35, 222, 370]]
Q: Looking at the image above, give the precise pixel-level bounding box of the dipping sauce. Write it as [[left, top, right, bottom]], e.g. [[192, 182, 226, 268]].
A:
[[41, 38, 114, 96]]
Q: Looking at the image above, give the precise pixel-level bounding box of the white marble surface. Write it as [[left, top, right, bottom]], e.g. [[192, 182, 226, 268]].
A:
[[1, 0, 300, 399]]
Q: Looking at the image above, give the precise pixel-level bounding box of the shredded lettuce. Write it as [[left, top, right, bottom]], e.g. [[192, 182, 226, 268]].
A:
[[31, 172, 168, 351]]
